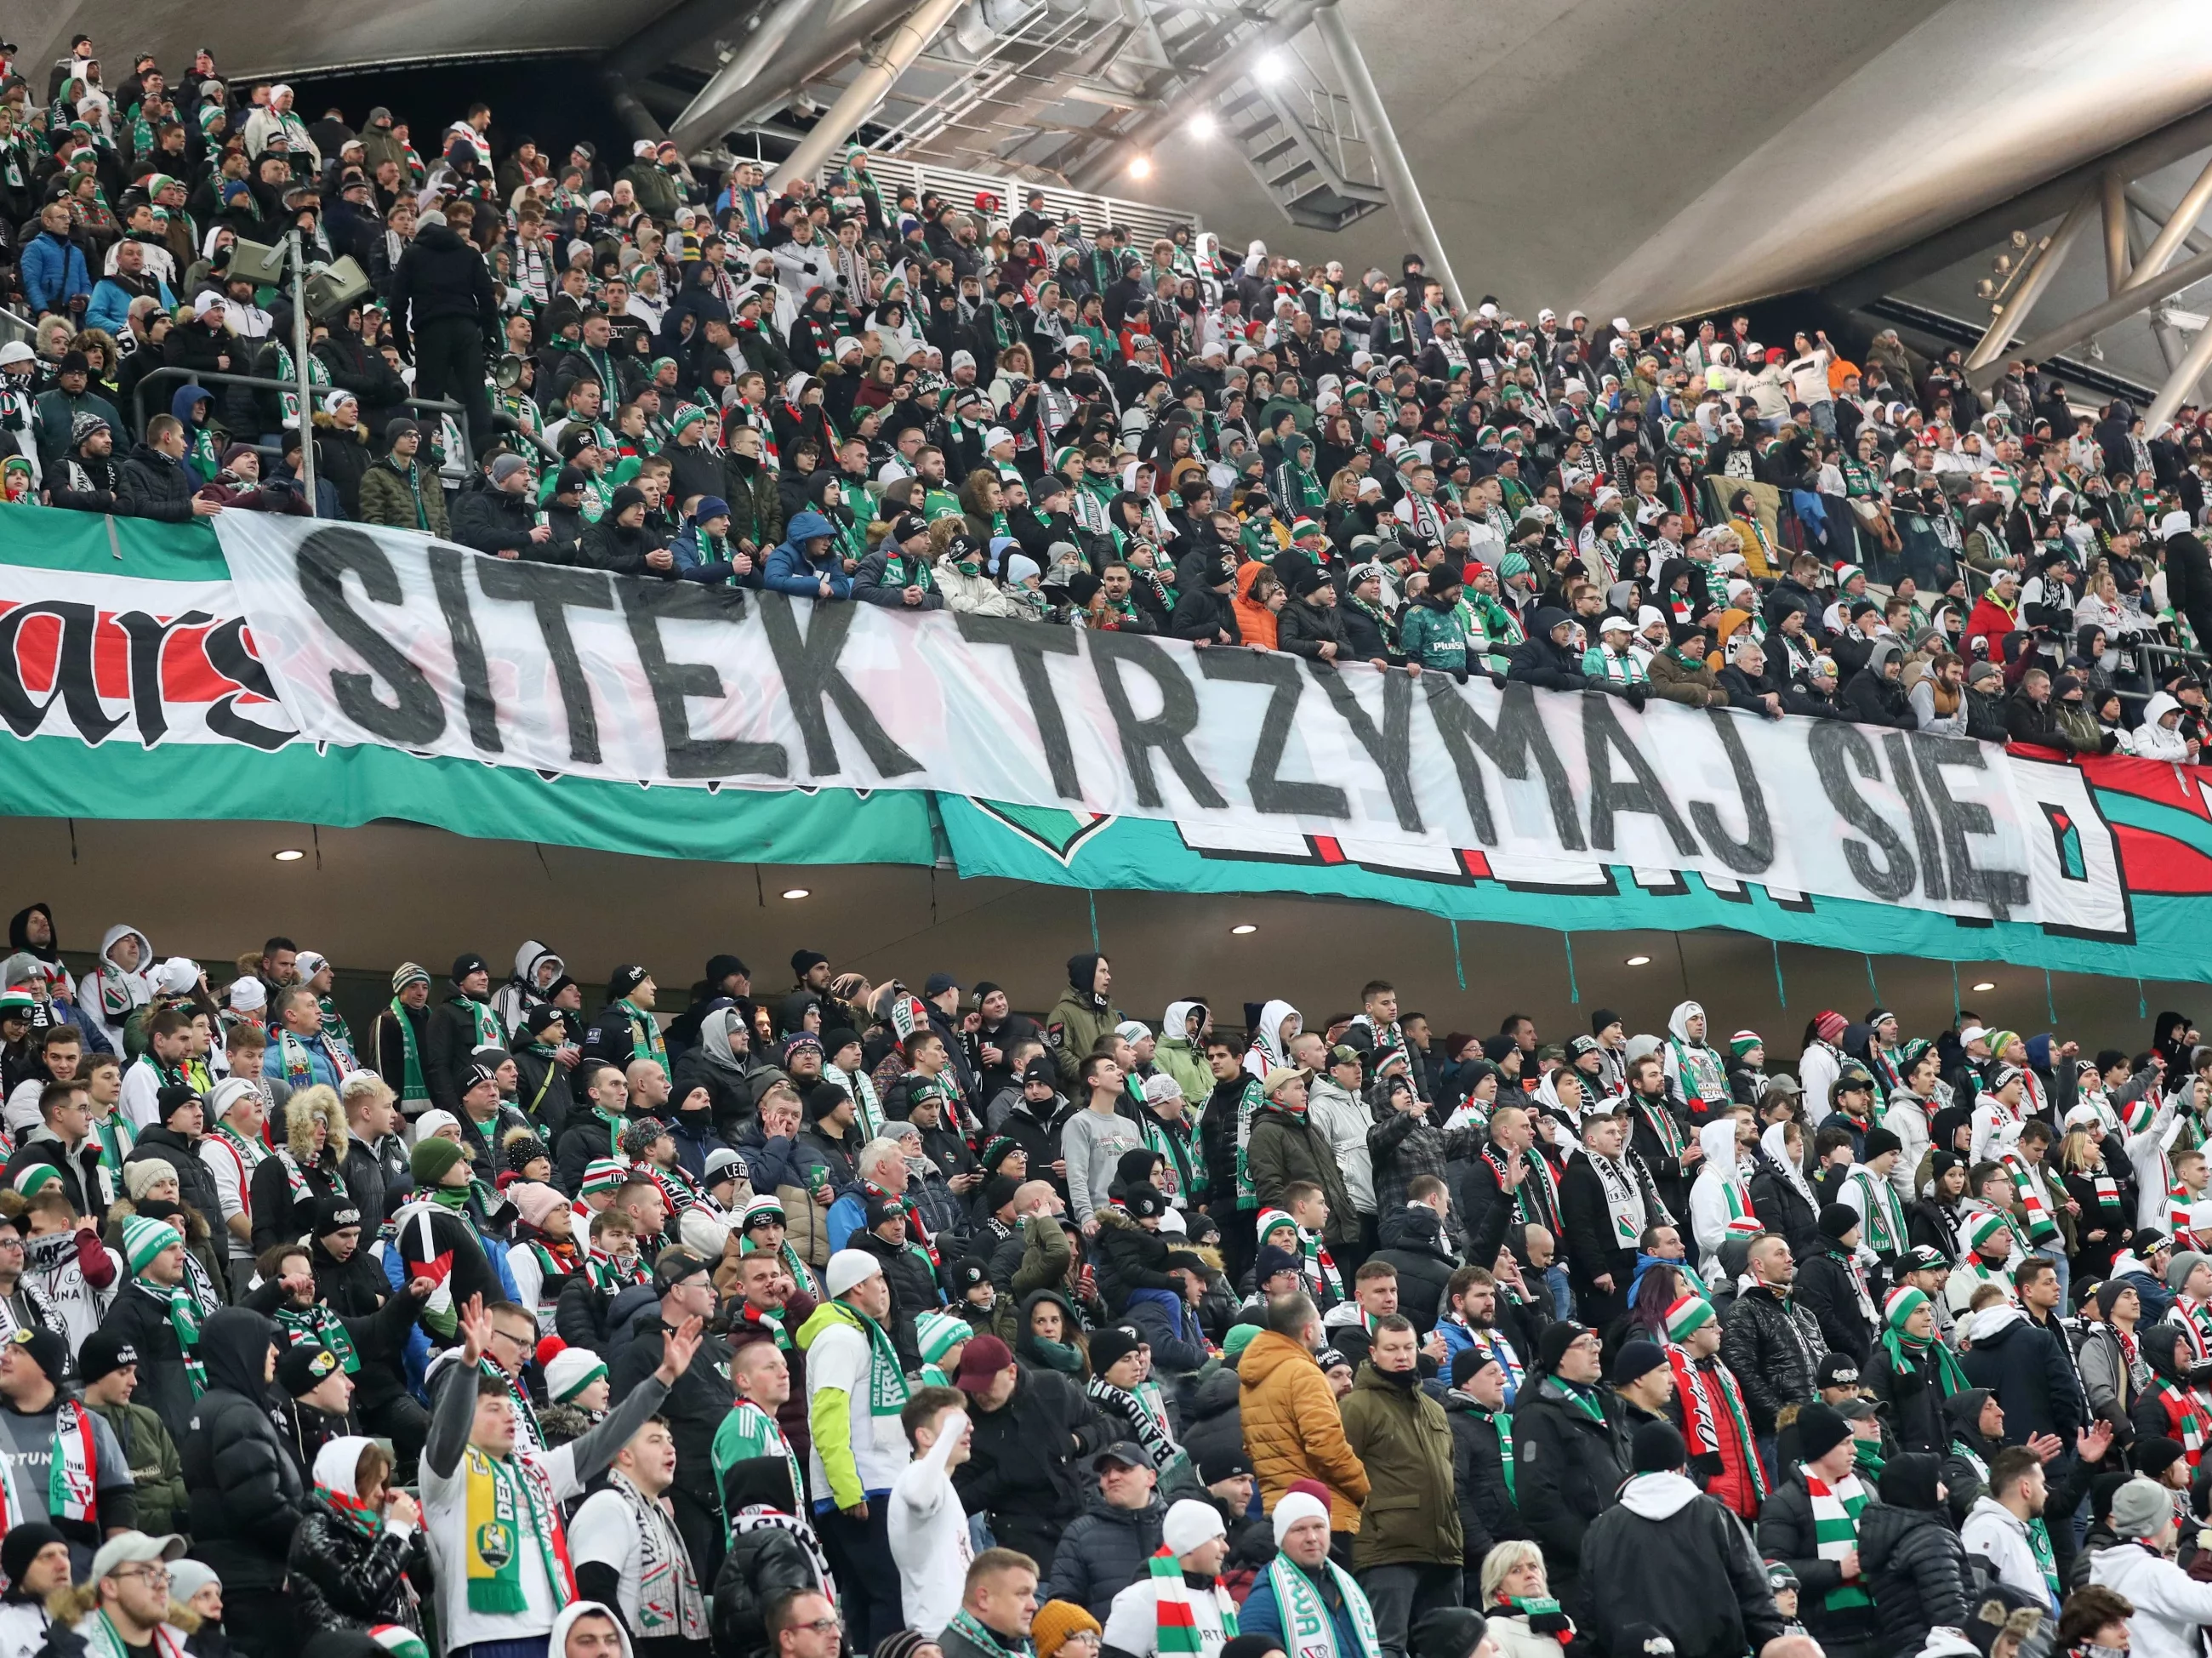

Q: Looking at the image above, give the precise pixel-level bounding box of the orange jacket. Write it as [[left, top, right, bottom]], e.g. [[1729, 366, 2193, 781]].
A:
[[1238, 1328, 1371, 1530], [1233, 560, 1280, 650]]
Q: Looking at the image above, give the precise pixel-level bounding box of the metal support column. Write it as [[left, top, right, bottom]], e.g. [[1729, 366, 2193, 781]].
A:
[[2103, 169, 2131, 292], [606, 76, 671, 146], [288, 231, 315, 506], [1310, 2, 1462, 307], [1969, 241, 2212, 386], [678, 0, 919, 149], [673, 0, 828, 148], [767, 0, 971, 194], [2129, 214, 2185, 373], [2126, 152, 2212, 292], [1963, 188, 2095, 373], [2145, 307, 2212, 431]]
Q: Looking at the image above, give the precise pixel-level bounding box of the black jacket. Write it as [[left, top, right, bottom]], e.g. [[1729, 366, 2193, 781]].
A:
[[1719, 1285, 1826, 1434], [609, 1316, 737, 1519], [1756, 1468, 1881, 1651], [1577, 1475, 1784, 1658], [1049, 1488, 1166, 1620], [1865, 1340, 1947, 1455], [1793, 1240, 1876, 1369], [124, 1129, 225, 1255], [1747, 1164, 1821, 1264], [1510, 1373, 1628, 1591], [181, 1308, 308, 1591], [390, 223, 499, 348], [709, 1519, 821, 1658], [1958, 1307, 2088, 1445], [1857, 1456, 1970, 1655], [952, 1362, 1112, 1574], [1842, 665, 1913, 729], [286, 1487, 427, 1632], [449, 477, 540, 558], [97, 1278, 200, 1445], [117, 442, 205, 523], [1371, 1203, 1459, 1333], [1442, 1387, 1524, 1579]]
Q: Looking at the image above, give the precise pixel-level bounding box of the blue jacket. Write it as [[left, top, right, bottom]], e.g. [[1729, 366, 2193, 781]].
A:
[[762, 509, 851, 598], [86, 273, 175, 337], [1239, 1561, 1371, 1655], [21, 231, 91, 315]]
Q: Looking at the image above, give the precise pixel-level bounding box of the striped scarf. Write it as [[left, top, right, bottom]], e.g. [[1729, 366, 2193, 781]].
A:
[[1666, 1345, 1764, 1511], [2147, 1376, 2211, 1467], [1148, 1546, 1237, 1655], [1482, 1144, 1561, 1232], [1460, 1322, 1525, 1406], [1454, 1393, 1513, 1498], [2004, 1156, 2060, 1245], [607, 1467, 708, 1639], [2178, 1298, 2212, 1365], [0, 1397, 98, 1528], [461, 1445, 572, 1613], [1804, 1471, 1871, 1609], [1088, 1373, 1182, 1474], [862, 1179, 939, 1268]]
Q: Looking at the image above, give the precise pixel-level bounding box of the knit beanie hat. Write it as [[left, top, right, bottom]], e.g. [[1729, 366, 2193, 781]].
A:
[[9, 1164, 60, 1199], [580, 1158, 628, 1198], [391, 962, 431, 994], [123, 1160, 174, 1202], [1814, 1011, 1847, 1044], [510, 1182, 568, 1230], [120, 1214, 182, 1275], [1964, 1211, 2010, 1256], [1795, 1401, 1852, 1462], [1031, 1601, 1103, 1658], [1631, 1420, 1686, 1473], [1729, 1030, 1762, 1058], [409, 1136, 466, 1185], [1271, 1490, 1330, 1545], [1161, 1497, 1226, 1557], [2112, 1474, 2175, 1539], [544, 1347, 608, 1403], [915, 1310, 969, 1366], [1663, 1294, 1714, 1343], [1818, 1202, 1861, 1243]]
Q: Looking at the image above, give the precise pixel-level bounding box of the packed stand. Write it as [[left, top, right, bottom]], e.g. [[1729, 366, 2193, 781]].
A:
[[9, 903, 2212, 1658], [4, 51, 2212, 751]]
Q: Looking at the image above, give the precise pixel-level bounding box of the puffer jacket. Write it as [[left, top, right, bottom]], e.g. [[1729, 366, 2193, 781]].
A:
[[358, 454, 452, 537], [1443, 1387, 1524, 1583], [1179, 1365, 1245, 1483], [1718, 1284, 1827, 1433], [1646, 645, 1730, 708], [1857, 1454, 1970, 1655], [1048, 1488, 1166, 1619], [180, 1308, 308, 1591], [710, 1518, 821, 1658], [1092, 1200, 1177, 1315], [1756, 1468, 1881, 1653], [1238, 1327, 1370, 1529], [287, 1485, 428, 1632], [1339, 1362, 1460, 1570], [1370, 1202, 1459, 1332]]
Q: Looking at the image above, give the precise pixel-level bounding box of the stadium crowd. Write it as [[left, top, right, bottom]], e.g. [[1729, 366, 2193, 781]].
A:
[[5, 902, 2212, 1658], [3, 49, 2212, 752]]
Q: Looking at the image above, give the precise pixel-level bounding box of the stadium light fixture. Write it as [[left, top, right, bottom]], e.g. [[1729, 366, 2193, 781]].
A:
[[1128, 155, 1152, 179], [273, 848, 305, 862], [1624, 954, 1650, 966], [1230, 923, 1257, 935], [1971, 981, 1996, 992], [1188, 112, 1216, 140], [782, 887, 812, 899]]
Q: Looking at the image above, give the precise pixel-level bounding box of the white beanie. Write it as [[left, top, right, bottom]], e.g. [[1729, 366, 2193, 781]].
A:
[[154, 957, 199, 994], [227, 977, 266, 1012], [413, 1109, 459, 1141], [826, 1248, 884, 1298], [1163, 1497, 1226, 1557], [545, 1347, 608, 1404], [1272, 1490, 1329, 1544]]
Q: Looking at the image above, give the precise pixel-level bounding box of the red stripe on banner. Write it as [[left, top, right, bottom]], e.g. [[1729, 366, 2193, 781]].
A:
[[2114, 823, 2212, 896], [2081, 751, 2212, 820], [1, 600, 252, 704], [1311, 835, 1345, 863], [1459, 849, 1491, 879]]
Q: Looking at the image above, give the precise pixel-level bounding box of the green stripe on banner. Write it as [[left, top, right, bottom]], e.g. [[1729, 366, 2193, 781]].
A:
[[2, 510, 225, 582], [0, 735, 937, 867]]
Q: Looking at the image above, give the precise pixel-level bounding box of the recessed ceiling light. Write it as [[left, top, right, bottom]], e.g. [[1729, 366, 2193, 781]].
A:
[[1230, 924, 1257, 936], [272, 848, 305, 862], [1624, 954, 1651, 966], [781, 887, 810, 900], [1971, 981, 1996, 993]]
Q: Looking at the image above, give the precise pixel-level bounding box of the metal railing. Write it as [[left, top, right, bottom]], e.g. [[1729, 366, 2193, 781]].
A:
[[806, 151, 1200, 245]]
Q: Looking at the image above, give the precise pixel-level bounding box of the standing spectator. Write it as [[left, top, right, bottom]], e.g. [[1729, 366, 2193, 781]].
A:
[[1238, 1293, 1370, 1536], [1050, 1443, 1167, 1621], [1236, 1492, 1382, 1657], [1510, 1319, 1628, 1610], [179, 1308, 307, 1658], [1576, 1421, 1786, 1658], [389, 208, 498, 459], [1720, 1233, 1827, 1469], [1339, 1314, 1462, 1658], [1757, 1400, 1881, 1658]]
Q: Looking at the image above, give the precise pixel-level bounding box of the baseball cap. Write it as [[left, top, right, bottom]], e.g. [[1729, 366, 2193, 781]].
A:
[[91, 1532, 186, 1582]]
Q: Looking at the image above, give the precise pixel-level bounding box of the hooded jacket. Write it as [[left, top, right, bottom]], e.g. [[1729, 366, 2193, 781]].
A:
[[1856, 1451, 1971, 1652], [83, 923, 153, 1051], [1043, 954, 1121, 1089], [286, 1433, 428, 1632], [1842, 638, 1913, 728], [180, 1307, 307, 1591], [1338, 1360, 1460, 1570], [492, 941, 564, 1035], [1958, 1302, 2088, 1446], [1576, 1469, 1784, 1658], [1506, 607, 1588, 692], [762, 509, 852, 598]]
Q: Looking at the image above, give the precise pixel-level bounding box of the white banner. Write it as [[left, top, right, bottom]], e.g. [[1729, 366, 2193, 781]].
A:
[[210, 516, 2127, 935]]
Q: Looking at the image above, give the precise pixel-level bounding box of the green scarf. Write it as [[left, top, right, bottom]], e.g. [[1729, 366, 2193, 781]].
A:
[[276, 1301, 359, 1373], [1880, 1288, 1971, 1396], [388, 998, 429, 1106], [946, 1610, 1033, 1658], [450, 993, 503, 1049], [142, 1279, 207, 1398], [1261, 1555, 1378, 1658], [2026, 1515, 2061, 1610], [1468, 1399, 1513, 1498], [461, 1445, 569, 1613], [618, 998, 670, 1076]]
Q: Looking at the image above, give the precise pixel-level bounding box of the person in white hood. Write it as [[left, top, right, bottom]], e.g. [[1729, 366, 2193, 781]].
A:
[[494, 940, 567, 1034], [83, 923, 153, 1053], [1575, 1419, 1787, 1657], [1687, 1117, 1753, 1280], [2135, 692, 2198, 762], [549, 1600, 636, 1658], [2087, 1474, 2212, 1658]]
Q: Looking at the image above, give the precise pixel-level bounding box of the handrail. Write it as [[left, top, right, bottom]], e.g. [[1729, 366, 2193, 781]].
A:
[[128, 364, 475, 473]]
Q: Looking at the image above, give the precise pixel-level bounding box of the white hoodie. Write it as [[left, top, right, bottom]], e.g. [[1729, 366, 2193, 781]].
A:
[[1615, 1468, 1702, 1520], [1959, 1494, 2055, 1611], [2089, 1537, 2212, 1658], [1687, 1120, 1749, 1279], [2135, 692, 2194, 761], [82, 922, 152, 1052]]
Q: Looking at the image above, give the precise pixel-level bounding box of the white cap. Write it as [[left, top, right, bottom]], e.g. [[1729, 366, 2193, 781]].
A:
[[226, 977, 265, 1011], [1273, 1490, 1330, 1544], [1478, 302, 1498, 319], [983, 426, 1015, 450], [826, 1248, 884, 1297], [414, 1108, 459, 1140], [634, 139, 658, 157], [1163, 1497, 1227, 1556], [91, 1532, 185, 1582], [1959, 1025, 1990, 1048], [0, 341, 33, 367], [205, 1077, 261, 1122], [1598, 613, 1633, 635], [1611, 316, 1632, 332], [295, 950, 328, 980], [835, 335, 862, 358]]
